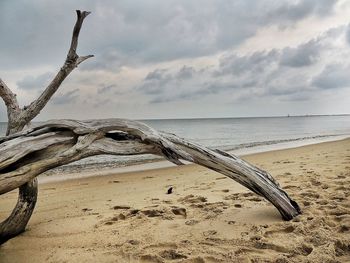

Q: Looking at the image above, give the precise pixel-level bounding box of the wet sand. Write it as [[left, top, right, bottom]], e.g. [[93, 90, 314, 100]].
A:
[[0, 139, 349, 262]]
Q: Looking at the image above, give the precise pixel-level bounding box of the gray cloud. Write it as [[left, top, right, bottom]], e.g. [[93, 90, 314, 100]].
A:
[[52, 89, 79, 104], [142, 25, 349, 105], [215, 50, 279, 76], [79, 50, 127, 72], [98, 84, 117, 94], [140, 69, 173, 95], [0, 0, 339, 71], [139, 66, 203, 102], [176, 66, 195, 80], [347, 24, 350, 45], [280, 39, 322, 67], [144, 69, 169, 81], [266, 0, 337, 24], [216, 33, 327, 77], [17, 72, 54, 90], [312, 64, 350, 89]]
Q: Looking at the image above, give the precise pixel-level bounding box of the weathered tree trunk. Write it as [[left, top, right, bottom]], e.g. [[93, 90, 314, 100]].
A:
[[0, 119, 301, 236], [0, 10, 93, 244]]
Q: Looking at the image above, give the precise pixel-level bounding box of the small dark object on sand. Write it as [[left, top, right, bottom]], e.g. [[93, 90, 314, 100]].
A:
[[167, 187, 173, 194]]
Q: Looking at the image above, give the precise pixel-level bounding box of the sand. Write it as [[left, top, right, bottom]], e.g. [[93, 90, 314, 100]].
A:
[[0, 139, 350, 263]]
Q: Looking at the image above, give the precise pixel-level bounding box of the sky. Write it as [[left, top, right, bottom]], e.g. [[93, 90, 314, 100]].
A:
[[1, 0, 350, 121]]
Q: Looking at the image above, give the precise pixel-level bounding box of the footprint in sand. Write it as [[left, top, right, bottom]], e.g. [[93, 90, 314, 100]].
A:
[[178, 195, 207, 204], [339, 224, 350, 233], [215, 177, 227, 180], [310, 178, 321, 186], [247, 197, 263, 202], [264, 225, 296, 238], [316, 199, 328, 205], [224, 193, 241, 201], [202, 230, 217, 237], [158, 249, 187, 260], [185, 219, 199, 225], [283, 185, 300, 190], [112, 205, 131, 210], [171, 207, 187, 217], [300, 191, 320, 199], [142, 209, 165, 217], [334, 240, 350, 256]]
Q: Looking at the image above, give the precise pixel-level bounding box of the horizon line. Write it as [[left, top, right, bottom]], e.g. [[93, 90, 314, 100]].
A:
[[1, 113, 349, 123]]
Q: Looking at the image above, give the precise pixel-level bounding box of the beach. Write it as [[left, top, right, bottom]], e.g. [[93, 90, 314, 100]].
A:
[[0, 138, 349, 262]]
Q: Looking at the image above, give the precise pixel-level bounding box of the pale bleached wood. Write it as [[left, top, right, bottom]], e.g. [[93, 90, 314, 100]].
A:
[[0, 79, 19, 111], [0, 10, 93, 244], [0, 178, 38, 243], [0, 119, 301, 227], [0, 79, 21, 135]]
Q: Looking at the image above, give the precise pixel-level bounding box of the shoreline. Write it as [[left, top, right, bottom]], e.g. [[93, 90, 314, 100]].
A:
[[1, 137, 349, 262], [39, 134, 350, 184]]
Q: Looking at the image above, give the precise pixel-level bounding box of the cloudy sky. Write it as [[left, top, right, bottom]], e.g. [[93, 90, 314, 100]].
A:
[[1, 0, 350, 120]]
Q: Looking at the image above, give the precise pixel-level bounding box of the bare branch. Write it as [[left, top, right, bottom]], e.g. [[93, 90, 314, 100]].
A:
[[0, 79, 20, 114], [20, 10, 93, 125], [67, 10, 91, 61], [0, 79, 22, 135], [76, 55, 94, 66]]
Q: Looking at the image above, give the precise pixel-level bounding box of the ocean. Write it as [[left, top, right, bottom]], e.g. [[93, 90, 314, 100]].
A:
[[1, 115, 350, 170]]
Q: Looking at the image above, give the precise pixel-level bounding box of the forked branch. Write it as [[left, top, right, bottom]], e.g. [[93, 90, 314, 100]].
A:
[[20, 10, 94, 125]]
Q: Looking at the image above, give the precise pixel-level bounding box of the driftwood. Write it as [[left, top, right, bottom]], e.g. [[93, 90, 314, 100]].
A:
[[0, 119, 301, 242], [0, 10, 301, 246], [0, 10, 92, 243]]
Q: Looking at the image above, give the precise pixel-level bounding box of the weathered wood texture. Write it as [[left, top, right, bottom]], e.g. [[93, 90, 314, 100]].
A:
[[0, 10, 92, 243], [0, 119, 301, 232], [0, 179, 37, 243]]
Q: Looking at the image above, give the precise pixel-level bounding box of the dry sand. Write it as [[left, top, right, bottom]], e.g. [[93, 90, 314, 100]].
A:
[[0, 139, 350, 263]]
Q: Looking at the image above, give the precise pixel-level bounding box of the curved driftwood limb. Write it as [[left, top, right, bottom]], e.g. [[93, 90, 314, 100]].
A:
[[161, 133, 300, 220], [0, 179, 38, 244], [0, 119, 301, 230], [0, 10, 93, 244]]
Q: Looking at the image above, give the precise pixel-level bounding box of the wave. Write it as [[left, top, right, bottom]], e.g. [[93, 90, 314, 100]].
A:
[[218, 134, 348, 152]]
